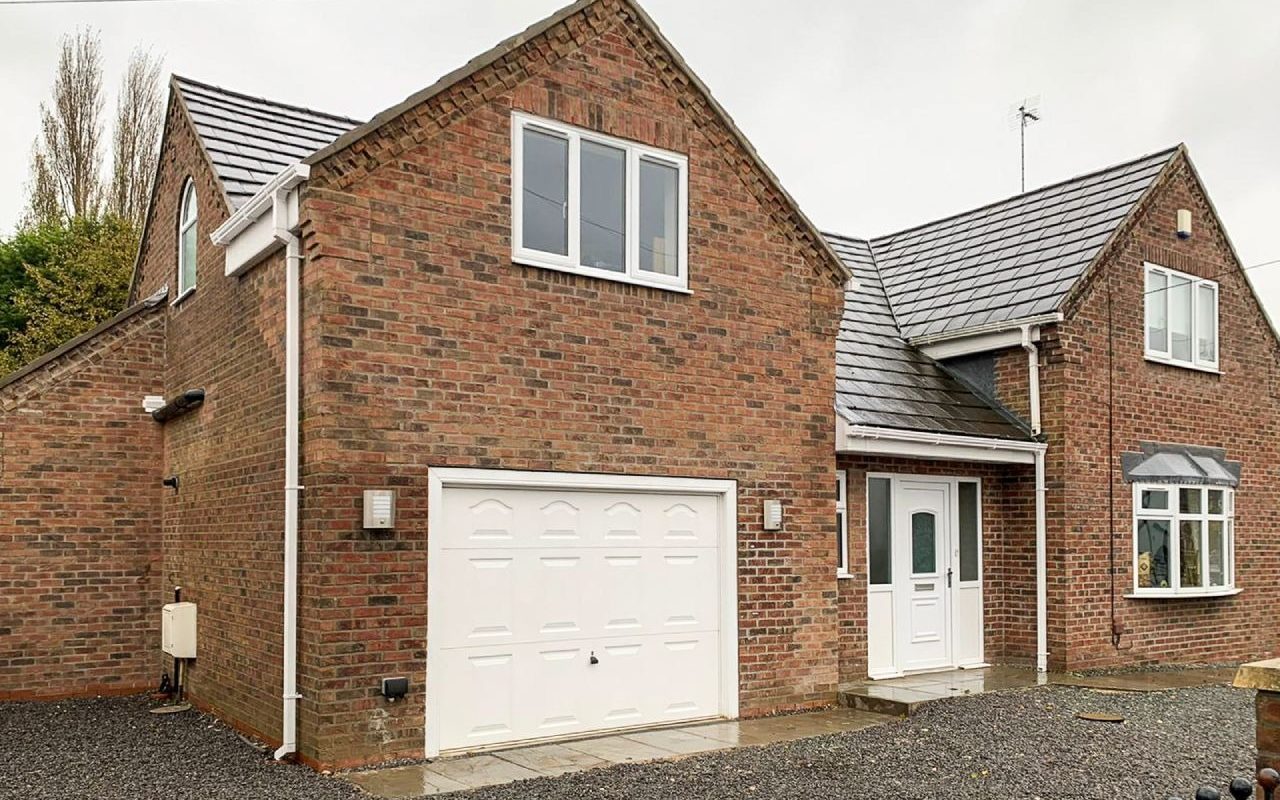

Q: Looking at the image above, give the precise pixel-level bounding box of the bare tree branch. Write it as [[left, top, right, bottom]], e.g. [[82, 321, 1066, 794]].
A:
[[108, 47, 163, 227], [26, 28, 105, 223]]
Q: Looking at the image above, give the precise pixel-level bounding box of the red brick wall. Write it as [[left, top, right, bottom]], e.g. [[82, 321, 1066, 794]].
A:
[[835, 455, 1036, 682], [132, 95, 292, 744], [1048, 155, 1280, 669], [297, 0, 845, 766], [0, 308, 165, 699]]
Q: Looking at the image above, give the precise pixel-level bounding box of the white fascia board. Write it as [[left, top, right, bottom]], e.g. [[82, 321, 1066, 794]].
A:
[[837, 418, 1045, 464], [919, 327, 1030, 360], [906, 313, 1063, 350], [211, 163, 309, 277]]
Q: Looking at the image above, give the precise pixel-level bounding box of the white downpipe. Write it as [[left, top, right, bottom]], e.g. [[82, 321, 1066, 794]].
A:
[[273, 187, 303, 761], [1021, 325, 1042, 435], [1034, 448, 1048, 673]]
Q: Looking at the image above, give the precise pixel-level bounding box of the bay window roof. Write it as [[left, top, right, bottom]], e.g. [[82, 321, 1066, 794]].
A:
[[1121, 442, 1241, 487]]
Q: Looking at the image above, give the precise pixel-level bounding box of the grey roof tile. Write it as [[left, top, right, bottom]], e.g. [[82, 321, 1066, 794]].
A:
[[173, 76, 362, 209], [863, 147, 1177, 339], [827, 233, 1031, 441]]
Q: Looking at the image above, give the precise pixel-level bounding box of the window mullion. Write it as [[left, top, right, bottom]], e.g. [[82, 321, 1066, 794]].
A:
[[1170, 506, 1181, 592]]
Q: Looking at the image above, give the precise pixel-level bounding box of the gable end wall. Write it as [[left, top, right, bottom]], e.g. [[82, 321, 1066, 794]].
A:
[[295, 0, 844, 767]]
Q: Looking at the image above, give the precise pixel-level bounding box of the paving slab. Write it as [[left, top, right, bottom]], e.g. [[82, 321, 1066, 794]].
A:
[[556, 734, 678, 764], [620, 727, 732, 755], [489, 742, 607, 777], [343, 708, 894, 797]]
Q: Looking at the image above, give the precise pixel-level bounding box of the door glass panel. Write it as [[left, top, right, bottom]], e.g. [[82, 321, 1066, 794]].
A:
[[1180, 520, 1203, 587], [579, 139, 625, 271], [958, 482, 979, 582], [868, 478, 891, 584], [1146, 270, 1168, 352], [1137, 519, 1171, 589], [910, 511, 936, 574], [1207, 520, 1226, 586], [638, 157, 679, 275], [521, 127, 569, 255]]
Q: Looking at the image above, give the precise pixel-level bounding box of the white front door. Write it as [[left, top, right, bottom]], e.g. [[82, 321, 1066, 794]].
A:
[[427, 469, 738, 757], [893, 479, 952, 673], [867, 474, 984, 678]]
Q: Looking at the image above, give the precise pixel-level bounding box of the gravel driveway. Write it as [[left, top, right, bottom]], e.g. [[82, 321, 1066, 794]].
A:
[[0, 685, 1255, 800]]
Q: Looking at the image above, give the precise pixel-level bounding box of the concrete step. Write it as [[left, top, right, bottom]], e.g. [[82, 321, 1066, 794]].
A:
[[836, 687, 932, 718]]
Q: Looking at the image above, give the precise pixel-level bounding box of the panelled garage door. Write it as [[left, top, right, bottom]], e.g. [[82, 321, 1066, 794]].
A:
[[427, 469, 737, 756]]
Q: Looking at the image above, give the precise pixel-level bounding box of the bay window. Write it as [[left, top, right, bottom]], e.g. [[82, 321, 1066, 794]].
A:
[[1144, 263, 1217, 370], [1133, 484, 1234, 596], [512, 112, 688, 291]]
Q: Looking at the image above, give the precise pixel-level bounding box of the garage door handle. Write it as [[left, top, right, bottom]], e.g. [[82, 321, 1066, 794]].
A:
[[589, 652, 599, 665]]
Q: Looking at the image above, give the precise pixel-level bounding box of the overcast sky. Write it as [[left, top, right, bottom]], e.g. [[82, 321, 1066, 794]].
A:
[[2, 0, 1278, 311]]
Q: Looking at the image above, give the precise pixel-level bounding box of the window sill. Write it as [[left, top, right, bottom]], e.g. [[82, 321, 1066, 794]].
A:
[[171, 286, 197, 307], [1143, 354, 1220, 375], [514, 254, 691, 295], [1124, 587, 1242, 600], [836, 571, 856, 580]]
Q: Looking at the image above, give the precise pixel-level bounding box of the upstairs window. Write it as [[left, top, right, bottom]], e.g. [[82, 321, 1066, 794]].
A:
[[177, 179, 198, 297], [1144, 263, 1217, 370], [1133, 484, 1234, 596], [512, 112, 688, 291]]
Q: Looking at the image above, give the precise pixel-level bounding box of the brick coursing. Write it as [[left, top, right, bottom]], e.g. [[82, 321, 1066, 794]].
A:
[[985, 153, 1280, 670], [295, 3, 843, 767], [0, 306, 165, 699], [131, 91, 294, 744]]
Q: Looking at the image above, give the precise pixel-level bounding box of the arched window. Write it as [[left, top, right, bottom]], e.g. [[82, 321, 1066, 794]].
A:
[[178, 179, 198, 295]]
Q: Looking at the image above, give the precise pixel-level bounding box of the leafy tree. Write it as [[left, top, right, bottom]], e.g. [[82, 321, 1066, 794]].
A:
[[0, 216, 138, 375]]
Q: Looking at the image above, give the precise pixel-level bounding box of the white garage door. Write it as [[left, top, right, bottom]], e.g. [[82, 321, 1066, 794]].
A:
[[427, 469, 737, 756]]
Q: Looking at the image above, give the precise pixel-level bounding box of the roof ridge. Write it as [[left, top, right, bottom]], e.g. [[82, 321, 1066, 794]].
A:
[[870, 144, 1181, 245], [171, 74, 364, 126]]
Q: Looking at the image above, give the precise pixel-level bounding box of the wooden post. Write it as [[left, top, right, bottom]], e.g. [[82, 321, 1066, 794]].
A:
[[1234, 659, 1280, 774]]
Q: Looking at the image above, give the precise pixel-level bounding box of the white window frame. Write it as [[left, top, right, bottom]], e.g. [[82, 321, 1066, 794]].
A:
[[1130, 483, 1237, 598], [836, 469, 850, 577], [176, 178, 198, 301], [511, 111, 689, 293], [1143, 262, 1218, 372]]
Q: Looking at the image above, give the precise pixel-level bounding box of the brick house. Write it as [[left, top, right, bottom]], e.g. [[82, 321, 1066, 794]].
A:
[[2, 0, 1277, 770]]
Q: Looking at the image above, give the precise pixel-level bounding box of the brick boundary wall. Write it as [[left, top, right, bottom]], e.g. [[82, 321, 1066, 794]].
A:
[[0, 304, 166, 700]]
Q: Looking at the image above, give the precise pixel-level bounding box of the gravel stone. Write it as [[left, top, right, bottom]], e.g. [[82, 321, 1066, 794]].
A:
[[455, 686, 1256, 800], [0, 686, 1256, 799], [0, 696, 361, 800]]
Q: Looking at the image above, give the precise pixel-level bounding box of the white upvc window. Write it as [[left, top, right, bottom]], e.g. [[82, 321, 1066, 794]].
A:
[[177, 178, 198, 299], [1132, 484, 1235, 597], [1144, 262, 1218, 371], [511, 112, 689, 292], [836, 470, 849, 576]]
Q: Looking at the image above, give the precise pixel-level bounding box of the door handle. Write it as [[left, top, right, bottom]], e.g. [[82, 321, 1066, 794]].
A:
[[589, 651, 599, 665], [947, 567, 953, 589]]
